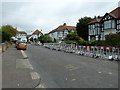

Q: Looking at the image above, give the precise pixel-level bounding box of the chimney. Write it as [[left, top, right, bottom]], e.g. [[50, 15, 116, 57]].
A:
[[63, 23, 67, 26]]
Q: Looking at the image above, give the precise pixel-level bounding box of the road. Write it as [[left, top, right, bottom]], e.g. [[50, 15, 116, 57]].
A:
[[24, 44, 118, 88]]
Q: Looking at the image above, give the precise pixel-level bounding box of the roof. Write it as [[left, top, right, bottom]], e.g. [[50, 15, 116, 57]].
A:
[[88, 7, 120, 24], [88, 18, 102, 24], [17, 31, 27, 34], [27, 35, 32, 38], [49, 25, 76, 34], [32, 30, 42, 35], [108, 7, 120, 18]]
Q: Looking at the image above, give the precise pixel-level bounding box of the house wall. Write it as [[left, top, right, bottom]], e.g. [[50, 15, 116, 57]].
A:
[[31, 33, 42, 40], [88, 23, 101, 41], [16, 34, 27, 42], [16, 34, 27, 39], [49, 29, 75, 41], [117, 19, 120, 33], [49, 32, 58, 40], [102, 29, 116, 40]]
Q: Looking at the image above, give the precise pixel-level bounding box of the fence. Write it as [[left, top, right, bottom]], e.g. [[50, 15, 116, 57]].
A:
[[43, 43, 120, 61]]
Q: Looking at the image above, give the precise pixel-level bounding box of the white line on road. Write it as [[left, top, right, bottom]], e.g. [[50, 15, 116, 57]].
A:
[[30, 72, 40, 80], [16, 59, 34, 70], [36, 84, 45, 88], [21, 50, 28, 58]]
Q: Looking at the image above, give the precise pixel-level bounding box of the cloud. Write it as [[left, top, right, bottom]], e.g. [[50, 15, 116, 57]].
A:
[[1, 0, 118, 34]]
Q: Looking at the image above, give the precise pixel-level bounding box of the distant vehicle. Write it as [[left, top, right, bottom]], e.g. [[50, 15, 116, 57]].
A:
[[16, 41, 27, 50]]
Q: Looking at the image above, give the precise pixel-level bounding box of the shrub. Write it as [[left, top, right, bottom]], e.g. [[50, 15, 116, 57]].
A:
[[39, 34, 52, 43], [105, 33, 120, 47], [65, 40, 75, 44]]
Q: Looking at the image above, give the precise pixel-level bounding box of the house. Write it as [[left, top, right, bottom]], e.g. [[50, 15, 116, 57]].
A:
[[88, 7, 120, 41], [88, 18, 102, 40], [31, 29, 43, 40], [15, 31, 27, 42], [49, 23, 76, 40]]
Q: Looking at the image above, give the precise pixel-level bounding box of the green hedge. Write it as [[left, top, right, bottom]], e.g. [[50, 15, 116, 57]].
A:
[[65, 33, 120, 48]]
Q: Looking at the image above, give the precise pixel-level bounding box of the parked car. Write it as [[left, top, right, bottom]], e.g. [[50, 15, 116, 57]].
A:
[[16, 41, 27, 50]]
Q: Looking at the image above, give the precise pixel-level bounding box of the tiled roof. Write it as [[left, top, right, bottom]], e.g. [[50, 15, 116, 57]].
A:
[[88, 7, 120, 24], [108, 7, 120, 18], [88, 18, 102, 24], [27, 35, 32, 37], [17, 31, 27, 34], [49, 25, 76, 34], [32, 30, 41, 35]]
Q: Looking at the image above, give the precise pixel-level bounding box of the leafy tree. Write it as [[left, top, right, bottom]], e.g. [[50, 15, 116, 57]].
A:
[[93, 15, 102, 19], [105, 33, 120, 47], [1, 25, 18, 42], [66, 31, 80, 41], [76, 17, 93, 40], [39, 34, 52, 43]]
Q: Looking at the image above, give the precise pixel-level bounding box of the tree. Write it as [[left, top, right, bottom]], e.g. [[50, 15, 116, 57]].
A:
[[39, 34, 52, 43], [76, 17, 93, 40], [1, 25, 18, 42], [66, 31, 80, 41]]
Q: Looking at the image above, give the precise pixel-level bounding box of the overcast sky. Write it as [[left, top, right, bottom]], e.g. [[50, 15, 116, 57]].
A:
[[1, 0, 119, 34]]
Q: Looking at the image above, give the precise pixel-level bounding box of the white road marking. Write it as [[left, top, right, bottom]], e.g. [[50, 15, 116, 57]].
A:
[[64, 64, 79, 71], [98, 72, 102, 74], [21, 50, 28, 58], [16, 59, 34, 70], [36, 84, 45, 88], [65, 78, 67, 80], [17, 84, 20, 87], [71, 78, 76, 81], [108, 72, 112, 75], [30, 72, 40, 80]]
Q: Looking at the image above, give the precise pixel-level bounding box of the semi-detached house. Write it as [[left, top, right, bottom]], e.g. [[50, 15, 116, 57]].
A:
[[49, 23, 76, 40], [88, 7, 120, 41]]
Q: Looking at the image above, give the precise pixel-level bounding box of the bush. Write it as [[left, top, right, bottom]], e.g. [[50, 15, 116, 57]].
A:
[[105, 33, 120, 47], [77, 39, 88, 45], [66, 31, 80, 41], [39, 34, 52, 43], [65, 40, 75, 44], [89, 40, 106, 46]]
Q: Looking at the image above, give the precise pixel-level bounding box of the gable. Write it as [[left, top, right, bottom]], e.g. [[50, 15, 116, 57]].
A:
[[102, 13, 114, 21]]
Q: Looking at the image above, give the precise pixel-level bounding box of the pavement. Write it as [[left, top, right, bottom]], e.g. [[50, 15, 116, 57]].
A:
[[2, 44, 41, 88]]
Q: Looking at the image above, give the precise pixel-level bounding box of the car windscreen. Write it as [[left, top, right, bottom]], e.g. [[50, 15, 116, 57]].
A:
[[18, 42, 26, 44]]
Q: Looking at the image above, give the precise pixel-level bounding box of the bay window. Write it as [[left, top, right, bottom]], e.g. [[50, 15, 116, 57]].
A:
[[104, 20, 115, 29]]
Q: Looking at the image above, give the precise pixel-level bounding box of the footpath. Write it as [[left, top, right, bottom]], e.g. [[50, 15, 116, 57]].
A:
[[2, 45, 41, 88]]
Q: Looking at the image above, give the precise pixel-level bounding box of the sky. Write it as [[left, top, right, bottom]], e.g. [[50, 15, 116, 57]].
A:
[[1, 0, 120, 34]]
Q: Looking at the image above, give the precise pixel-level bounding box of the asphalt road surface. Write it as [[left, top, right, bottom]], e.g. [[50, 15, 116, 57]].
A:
[[24, 44, 118, 88]]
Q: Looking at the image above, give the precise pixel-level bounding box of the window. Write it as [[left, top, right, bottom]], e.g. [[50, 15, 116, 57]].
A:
[[104, 20, 115, 29], [118, 25, 120, 29], [112, 20, 115, 28], [118, 20, 120, 24]]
